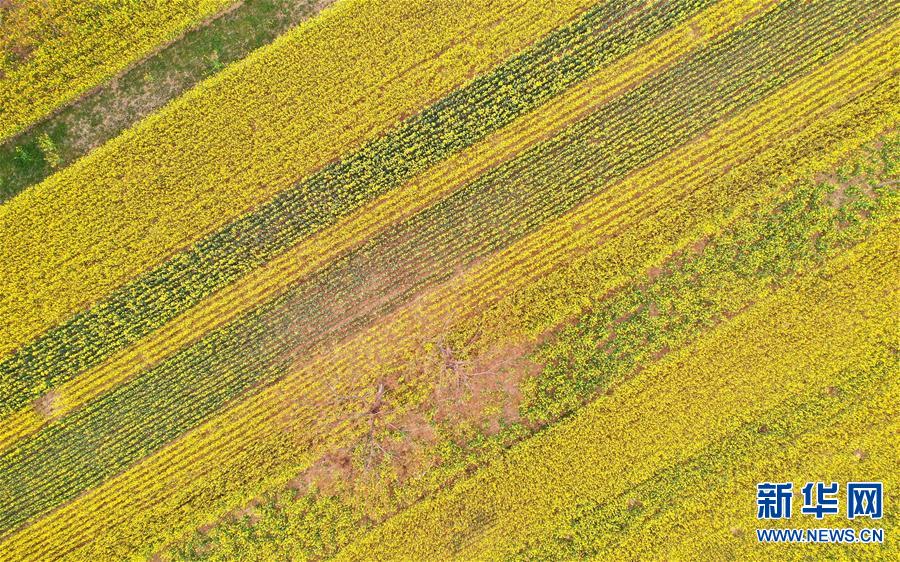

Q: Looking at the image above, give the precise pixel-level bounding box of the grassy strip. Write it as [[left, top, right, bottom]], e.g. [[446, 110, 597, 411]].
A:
[[164, 133, 897, 561], [0, 0, 600, 363], [334, 221, 898, 559], [0, 0, 874, 536], [0, 0, 332, 203], [0, 0, 767, 456], [0, 0, 717, 418], [0, 0, 233, 141], [2, 35, 891, 560]]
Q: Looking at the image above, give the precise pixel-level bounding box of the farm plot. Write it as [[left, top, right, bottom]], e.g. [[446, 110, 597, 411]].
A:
[[0, 0, 896, 560]]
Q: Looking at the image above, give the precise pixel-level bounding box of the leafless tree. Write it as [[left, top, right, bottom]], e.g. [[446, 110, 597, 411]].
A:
[[325, 377, 399, 472]]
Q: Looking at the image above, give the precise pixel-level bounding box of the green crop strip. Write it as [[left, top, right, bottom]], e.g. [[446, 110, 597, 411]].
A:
[[0, 0, 890, 536], [0, 0, 719, 419]]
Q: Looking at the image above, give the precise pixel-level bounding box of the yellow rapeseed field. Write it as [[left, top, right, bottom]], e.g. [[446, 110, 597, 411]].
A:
[[0, 0, 896, 559]]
